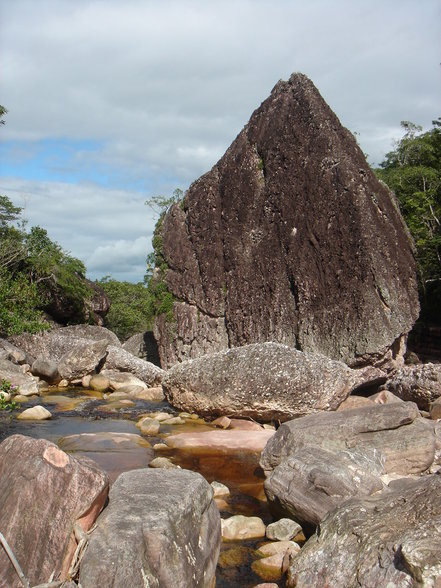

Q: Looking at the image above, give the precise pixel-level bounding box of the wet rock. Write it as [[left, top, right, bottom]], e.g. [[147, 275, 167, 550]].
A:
[[99, 369, 149, 390], [251, 552, 288, 581], [58, 432, 151, 452], [130, 385, 164, 401], [102, 345, 164, 387], [17, 405, 52, 420], [211, 481, 230, 497], [137, 416, 161, 435], [256, 541, 301, 558], [163, 343, 370, 421], [162, 416, 186, 425], [165, 428, 274, 454], [260, 402, 436, 477], [221, 515, 266, 540], [218, 545, 252, 568], [79, 468, 220, 588], [155, 73, 418, 369], [287, 474, 441, 587], [148, 457, 178, 469], [385, 363, 441, 410], [0, 435, 108, 587], [89, 374, 110, 392], [266, 519, 303, 541], [212, 415, 231, 428]]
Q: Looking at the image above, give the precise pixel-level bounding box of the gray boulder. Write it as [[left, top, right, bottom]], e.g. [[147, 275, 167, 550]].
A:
[[260, 401, 436, 476], [264, 446, 385, 531], [57, 338, 109, 381], [0, 339, 27, 364], [287, 474, 441, 588], [0, 358, 39, 395], [101, 345, 164, 387], [385, 363, 441, 410], [79, 468, 221, 588], [9, 325, 120, 363], [31, 357, 60, 384], [163, 342, 374, 422]]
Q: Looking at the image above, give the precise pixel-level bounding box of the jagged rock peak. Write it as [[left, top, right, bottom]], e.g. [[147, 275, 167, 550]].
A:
[[154, 72, 419, 369]]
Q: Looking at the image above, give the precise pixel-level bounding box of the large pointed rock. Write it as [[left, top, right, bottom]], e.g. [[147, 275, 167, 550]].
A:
[[154, 73, 418, 368], [0, 435, 109, 588]]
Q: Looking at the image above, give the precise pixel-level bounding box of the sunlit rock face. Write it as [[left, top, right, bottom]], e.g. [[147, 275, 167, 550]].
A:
[[155, 72, 419, 369]]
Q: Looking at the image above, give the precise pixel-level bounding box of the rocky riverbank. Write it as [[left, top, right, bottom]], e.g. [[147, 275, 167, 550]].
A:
[[0, 324, 441, 586]]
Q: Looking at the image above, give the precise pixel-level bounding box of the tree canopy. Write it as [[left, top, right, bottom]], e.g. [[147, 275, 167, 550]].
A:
[[376, 118, 441, 322]]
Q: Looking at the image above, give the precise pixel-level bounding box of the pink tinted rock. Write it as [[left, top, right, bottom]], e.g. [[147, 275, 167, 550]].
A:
[[337, 396, 374, 411], [0, 435, 109, 587], [165, 429, 275, 454], [228, 418, 264, 430]]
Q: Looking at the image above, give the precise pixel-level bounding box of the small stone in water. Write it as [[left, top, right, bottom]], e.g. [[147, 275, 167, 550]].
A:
[[218, 546, 252, 568], [149, 457, 178, 469], [221, 515, 266, 541], [255, 540, 300, 558], [212, 416, 231, 429], [17, 405, 52, 420], [211, 481, 230, 498], [138, 417, 161, 436], [89, 374, 110, 392], [162, 416, 185, 425], [251, 553, 286, 581], [266, 518, 303, 541]]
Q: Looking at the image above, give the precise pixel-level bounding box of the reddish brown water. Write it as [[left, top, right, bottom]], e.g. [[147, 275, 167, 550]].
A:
[[1, 388, 286, 587]]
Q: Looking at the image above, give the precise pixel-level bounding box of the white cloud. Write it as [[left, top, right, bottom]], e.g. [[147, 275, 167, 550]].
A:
[[0, 0, 440, 281]]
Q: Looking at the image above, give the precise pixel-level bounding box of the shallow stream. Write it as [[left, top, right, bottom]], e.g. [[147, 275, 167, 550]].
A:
[[0, 387, 285, 587]]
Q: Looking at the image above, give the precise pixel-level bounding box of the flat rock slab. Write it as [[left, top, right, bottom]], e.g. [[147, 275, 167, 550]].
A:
[[163, 342, 368, 422], [0, 435, 109, 588], [165, 429, 275, 454], [79, 468, 220, 588], [287, 474, 441, 587]]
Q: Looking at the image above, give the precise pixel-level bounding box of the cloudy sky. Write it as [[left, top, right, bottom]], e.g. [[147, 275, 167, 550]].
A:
[[0, 0, 440, 282]]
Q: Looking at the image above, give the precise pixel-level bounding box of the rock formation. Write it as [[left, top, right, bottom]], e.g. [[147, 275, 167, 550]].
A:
[[162, 342, 377, 422], [79, 468, 220, 587], [154, 73, 419, 368]]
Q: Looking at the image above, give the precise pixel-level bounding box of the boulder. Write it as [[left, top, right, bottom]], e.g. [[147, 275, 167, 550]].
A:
[[165, 428, 274, 454], [57, 338, 109, 381], [0, 358, 40, 396], [287, 474, 441, 587], [9, 325, 119, 362], [0, 339, 27, 364], [163, 342, 371, 422], [0, 435, 108, 587], [17, 405, 52, 420], [79, 469, 220, 588], [385, 363, 441, 410], [154, 73, 418, 368], [101, 345, 164, 386], [260, 401, 436, 477], [221, 515, 266, 541], [99, 369, 150, 390], [122, 331, 161, 366], [264, 446, 385, 530], [31, 357, 60, 384], [266, 519, 303, 542]]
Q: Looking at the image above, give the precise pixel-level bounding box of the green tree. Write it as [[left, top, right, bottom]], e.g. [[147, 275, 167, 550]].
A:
[[98, 277, 154, 340], [376, 119, 441, 321]]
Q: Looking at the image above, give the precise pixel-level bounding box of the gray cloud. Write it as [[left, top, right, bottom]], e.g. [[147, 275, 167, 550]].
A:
[[0, 0, 440, 281]]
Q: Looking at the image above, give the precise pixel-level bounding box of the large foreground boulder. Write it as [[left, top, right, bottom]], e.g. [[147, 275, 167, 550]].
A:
[[287, 474, 441, 587], [162, 342, 370, 422], [79, 468, 221, 588], [0, 435, 109, 587], [154, 72, 418, 368]]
